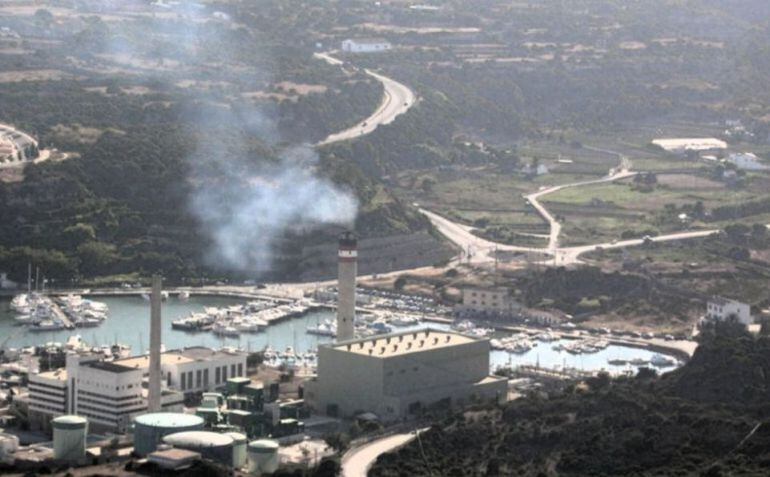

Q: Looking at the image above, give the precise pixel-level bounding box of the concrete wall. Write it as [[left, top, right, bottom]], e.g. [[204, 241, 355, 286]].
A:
[[306, 346, 383, 418], [299, 232, 453, 281]]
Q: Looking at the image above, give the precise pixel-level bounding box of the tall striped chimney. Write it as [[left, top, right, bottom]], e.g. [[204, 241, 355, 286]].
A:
[[337, 231, 357, 342], [148, 275, 162, 412]]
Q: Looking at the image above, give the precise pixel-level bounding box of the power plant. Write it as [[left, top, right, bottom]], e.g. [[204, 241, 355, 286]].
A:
[[337, 231, 357, 341]]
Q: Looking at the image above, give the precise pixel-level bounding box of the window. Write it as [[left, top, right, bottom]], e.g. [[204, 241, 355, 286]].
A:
[[203, 369, 209, 387], [180, 373, 186, 390], [237, 363, 243, 376], [230, 364, 236, 377], [215, 367, 221, 384], [222, 366, 227, 381], [196, 370, 202, 388], [187, 371, 193, 390]]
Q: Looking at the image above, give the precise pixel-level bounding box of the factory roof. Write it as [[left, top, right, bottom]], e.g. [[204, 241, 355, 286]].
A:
[[173, 346, 246, 361], [330, 329, 477, 358], [115, 353, 193, 370], [36, 369, 67, 381], [84, 360, 136, 374]]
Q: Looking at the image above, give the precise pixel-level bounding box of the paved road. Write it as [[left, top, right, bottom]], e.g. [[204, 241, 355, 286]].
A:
[[418, 208, 549, 264], [524, 169, 638, 251], [420, 165, 731, 267], [342, 431, 422, 477], [557, 229, 720, 264], [314, 52, 415, 146]]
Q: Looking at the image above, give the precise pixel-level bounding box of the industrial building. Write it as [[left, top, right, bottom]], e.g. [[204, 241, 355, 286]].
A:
[[305, 329, 507, 420], [114, 347, 248, 394], [27, 347, 247, 433]]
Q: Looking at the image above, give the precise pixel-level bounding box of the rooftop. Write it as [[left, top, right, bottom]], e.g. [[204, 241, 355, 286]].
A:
[[710, 296, 746, 306], [36, 369, 67, 381], [134, 412, 204, 428], [330, 329, 477, 358], [345, 37, 391, 44], [175, 346, 245, 361], [85, 360, 136, 374], [652, 137, 727, 151], [115, 353, 193, 370]]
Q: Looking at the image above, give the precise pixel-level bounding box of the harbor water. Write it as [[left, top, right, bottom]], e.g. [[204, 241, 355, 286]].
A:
[[0, 295, 680, 373]]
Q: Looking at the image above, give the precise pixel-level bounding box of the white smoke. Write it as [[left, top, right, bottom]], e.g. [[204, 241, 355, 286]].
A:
[[90, 4, 359, 274], [190, 143, 357, 273]]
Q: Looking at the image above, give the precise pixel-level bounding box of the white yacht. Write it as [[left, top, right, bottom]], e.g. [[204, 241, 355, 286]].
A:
[[650, 354, 676, 367]]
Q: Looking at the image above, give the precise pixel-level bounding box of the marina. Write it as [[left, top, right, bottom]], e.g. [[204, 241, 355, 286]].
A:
[[0, 295, 683, 376]]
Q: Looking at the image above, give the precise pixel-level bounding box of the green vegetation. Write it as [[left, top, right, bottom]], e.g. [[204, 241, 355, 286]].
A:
[[371, 331, 770, 476]]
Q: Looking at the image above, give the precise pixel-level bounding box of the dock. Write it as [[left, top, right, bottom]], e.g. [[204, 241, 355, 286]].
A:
[[42, 297, 75, 330]]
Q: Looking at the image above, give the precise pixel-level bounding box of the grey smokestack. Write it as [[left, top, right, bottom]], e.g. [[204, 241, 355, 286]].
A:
[[148, 275, 162, 412], [337, 231, 357, 342]]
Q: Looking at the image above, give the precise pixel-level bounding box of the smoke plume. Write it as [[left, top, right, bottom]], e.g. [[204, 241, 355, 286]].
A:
[[95, 4, 358, 274]]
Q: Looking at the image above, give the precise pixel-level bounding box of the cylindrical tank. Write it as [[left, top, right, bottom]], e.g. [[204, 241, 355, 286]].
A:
[[247, 439, 279, 475], [163, 431, 234, 465], [225, 432, 248, 469], [52, 415, 87, 462], [133, 412, 205, 456]]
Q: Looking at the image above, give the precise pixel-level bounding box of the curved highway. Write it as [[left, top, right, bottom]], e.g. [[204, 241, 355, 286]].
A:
[[314, 52, 416, 146]]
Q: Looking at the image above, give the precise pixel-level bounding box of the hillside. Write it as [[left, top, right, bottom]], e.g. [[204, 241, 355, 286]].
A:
[[371, 331, 770, 476]]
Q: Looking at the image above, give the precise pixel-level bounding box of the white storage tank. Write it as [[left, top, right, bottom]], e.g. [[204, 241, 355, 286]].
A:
[[163, 431, 234, 465], [52, 415, 88, 462], [247, 439, 279, 475], [225, 432, 248, 469], [133, 412, 205, 456], [0, 433, 20, 464]]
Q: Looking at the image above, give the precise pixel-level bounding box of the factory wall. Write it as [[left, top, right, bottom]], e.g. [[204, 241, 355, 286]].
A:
[[307, 336, 505, 420], [305, 347, 383, 418]]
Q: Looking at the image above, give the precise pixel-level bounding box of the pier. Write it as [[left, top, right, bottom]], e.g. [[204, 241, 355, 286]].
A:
[[43, 298, 74, 330]]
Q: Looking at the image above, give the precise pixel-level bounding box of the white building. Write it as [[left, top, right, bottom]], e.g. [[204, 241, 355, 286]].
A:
[[341, 38, 392, 53], [705, 297, 752, 326], [27, 347, 246, 433], [28, 354, 183, 433], [305, 329, 507, 421], [652, 138, 727, 154], [459, 287, 518, 314], [727, 152, 767, 171], [115, 346, 248, 394], [28, 369, 68, 424]]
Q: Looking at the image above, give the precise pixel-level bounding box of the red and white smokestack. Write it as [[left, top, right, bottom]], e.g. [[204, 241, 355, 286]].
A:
[[148, 275, 162, 412], [337, 231, 357, 342]]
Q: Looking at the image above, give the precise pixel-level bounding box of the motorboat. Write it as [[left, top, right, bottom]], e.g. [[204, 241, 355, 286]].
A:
[[390, 315, 421, 327], [650, 354, 676, 367], [212, 323, 239, 337], [307, 320, 337, 337], [30, 319, 66, 332], [178, 290, 190, 301], [451, 320, 476, 333]]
